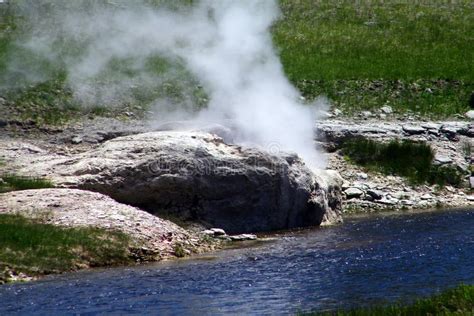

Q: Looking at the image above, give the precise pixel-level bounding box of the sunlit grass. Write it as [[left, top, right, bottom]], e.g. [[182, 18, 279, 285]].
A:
[[0, 214, 131, 279], [0, 174, 54, 193], [273, 0, 474, 116], [274, 1, 473, 81], [305, 284, 474, 316]]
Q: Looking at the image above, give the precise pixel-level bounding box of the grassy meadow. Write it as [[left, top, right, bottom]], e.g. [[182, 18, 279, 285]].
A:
[[0, 0, 472, 122], [273, 0, 474, 116]]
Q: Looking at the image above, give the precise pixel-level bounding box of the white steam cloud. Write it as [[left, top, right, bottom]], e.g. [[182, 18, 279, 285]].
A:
[[8, 0, 328, 169]]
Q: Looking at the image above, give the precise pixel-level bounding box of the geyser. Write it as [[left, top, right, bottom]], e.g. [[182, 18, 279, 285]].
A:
[[7, 0, 328, 168]]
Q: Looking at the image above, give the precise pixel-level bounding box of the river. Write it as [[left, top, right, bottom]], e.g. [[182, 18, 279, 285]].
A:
[[1, 208, 473, 315]]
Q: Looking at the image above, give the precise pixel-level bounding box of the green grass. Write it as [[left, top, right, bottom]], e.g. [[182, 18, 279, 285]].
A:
[[0, 174, 54, 193], [0, 1, 473, 121], [0, 214, 132, 280], [274, 1, 473, 81], [306, 284, 474, 316], [295, 79, 473, 118], [273, 0, 474, 116], [343, 138, 464, 187]]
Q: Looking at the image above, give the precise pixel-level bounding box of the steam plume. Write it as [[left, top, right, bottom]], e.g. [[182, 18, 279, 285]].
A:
[[5, 0, 328, 168]]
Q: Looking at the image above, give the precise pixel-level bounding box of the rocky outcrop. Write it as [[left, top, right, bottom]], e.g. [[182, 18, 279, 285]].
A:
[[0, 132, 343, 233], [316, 119, 473, 175], [317, 118, 474, 212], [0, 188, 204, 260]]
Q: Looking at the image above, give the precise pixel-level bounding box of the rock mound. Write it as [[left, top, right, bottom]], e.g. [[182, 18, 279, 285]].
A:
[[0, 188, 198, 259], [2, 132, 343, 233]]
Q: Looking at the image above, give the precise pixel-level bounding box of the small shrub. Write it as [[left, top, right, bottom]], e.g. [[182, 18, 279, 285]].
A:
[[427, 165, 464, 188], [173, 243, 186, 258], [343, 138, 463, 187]]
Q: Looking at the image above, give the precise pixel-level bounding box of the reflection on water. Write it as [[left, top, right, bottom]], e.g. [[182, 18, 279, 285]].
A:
[[1, 208, 473, 314]]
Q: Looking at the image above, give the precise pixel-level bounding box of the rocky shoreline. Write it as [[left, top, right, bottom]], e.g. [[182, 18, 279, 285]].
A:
[[316, 112, 474, 212], [1, 114, 473, 283], [2, 114, 473, 215], [0, 116, 343, 282]]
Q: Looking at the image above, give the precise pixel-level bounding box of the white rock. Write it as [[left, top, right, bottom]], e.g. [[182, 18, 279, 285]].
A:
[[344, 187, 364, 199], [402, 125, 426, 135], [421, 122, 441, 130], [333, 109, 343, 117], [380, 106, 393, 114], [201, 230, 215, 236], [229, 234, 257, 241], [465, 110, 474, 120], [71, 136, 83, 144], [434, 155, 453, 165], [210, 228, 226, 236], [420, 194, 433, 200], [361, 111, 372, 118]]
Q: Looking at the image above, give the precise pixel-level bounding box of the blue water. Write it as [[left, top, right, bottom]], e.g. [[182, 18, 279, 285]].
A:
[[1, 208, 474, 315]]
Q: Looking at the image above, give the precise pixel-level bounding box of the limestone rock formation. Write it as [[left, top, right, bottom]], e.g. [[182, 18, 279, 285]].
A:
[[1, 132, 343, 233]]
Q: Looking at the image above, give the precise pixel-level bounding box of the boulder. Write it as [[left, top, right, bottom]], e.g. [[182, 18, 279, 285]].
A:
[[465, 110, 474, 120], [380, 106, 393, 114], [366, 189, 383, 200], [210, 228, 226, 236], [5, 132, 343, 233], [434, 155, 453, 165], [344, 187, 364, 199], [402, 125, 426, 135]]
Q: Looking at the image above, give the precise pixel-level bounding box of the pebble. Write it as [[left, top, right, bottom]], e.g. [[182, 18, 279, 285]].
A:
[[333, 109, 343, 117], [71, 136, 83, 144], [361, 111, 372, 119]]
